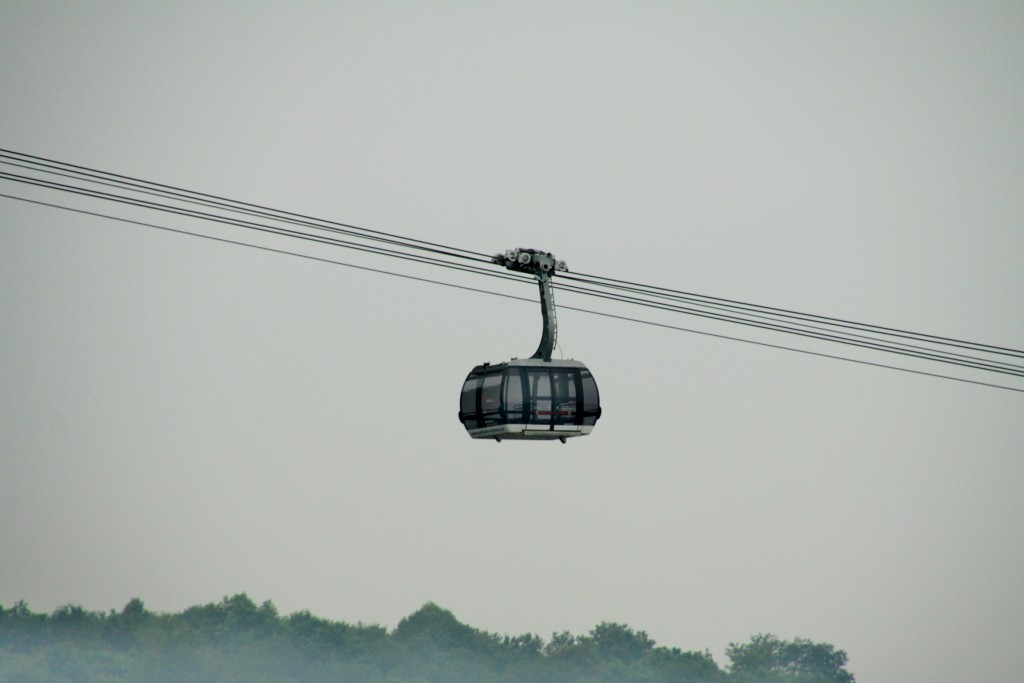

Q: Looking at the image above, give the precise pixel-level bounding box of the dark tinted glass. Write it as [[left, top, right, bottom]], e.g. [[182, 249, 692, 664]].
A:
[[524, 368, 580, 425], [459, 375, 482, 428], [504, 368, 526, 423], [552, 370, 577, 418], [481, 373, 503, 425], [581, 370, 599, 408], [581, 369, 600, 426], [460, 376, 481, 415], [528, 370, 552, 419]]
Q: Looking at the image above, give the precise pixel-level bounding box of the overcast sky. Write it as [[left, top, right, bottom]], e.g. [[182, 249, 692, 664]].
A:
[[2, 3, 1023, 682]]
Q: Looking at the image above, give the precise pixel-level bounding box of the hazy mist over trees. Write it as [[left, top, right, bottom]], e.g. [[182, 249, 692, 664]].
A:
[[0, 595, 854, 682]]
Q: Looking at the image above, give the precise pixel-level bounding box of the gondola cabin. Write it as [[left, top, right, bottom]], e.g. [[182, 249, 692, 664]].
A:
[[459, 358, 601, 441], [459, 248, 602, 443]]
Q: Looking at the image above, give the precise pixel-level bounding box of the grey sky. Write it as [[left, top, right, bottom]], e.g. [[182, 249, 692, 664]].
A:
[[2, 3, 1023, 682]]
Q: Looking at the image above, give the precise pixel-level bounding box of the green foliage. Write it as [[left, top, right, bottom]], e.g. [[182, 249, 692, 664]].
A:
[[0, 597, 854, 683], [589, 622, 655, 662], [393, 602, 495, 654], [644, 646, 724, 682], [726, 633, 854, 683]]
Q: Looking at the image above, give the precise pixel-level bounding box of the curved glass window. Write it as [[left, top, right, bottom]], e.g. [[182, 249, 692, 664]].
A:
[[580, 369, 600, 426], [504, 368, 526, 423], [528, 370, 552, 421], [480, 373, 504, 425], [460, 376, 481, 414], [552, 370, 577, 418], [522, 368, 580, 425], [459, 375, 482, 428]]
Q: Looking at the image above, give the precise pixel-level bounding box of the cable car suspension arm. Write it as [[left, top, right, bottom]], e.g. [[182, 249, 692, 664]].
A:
[[494, 248, 567, 362]]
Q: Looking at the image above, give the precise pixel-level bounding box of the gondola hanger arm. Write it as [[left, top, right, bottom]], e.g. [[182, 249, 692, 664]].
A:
[[493, 248, 568, 362]]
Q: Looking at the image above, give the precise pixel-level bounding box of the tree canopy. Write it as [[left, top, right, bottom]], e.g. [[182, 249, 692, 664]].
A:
[[0, 596, 855, 683], [725, 633, 855, 683]]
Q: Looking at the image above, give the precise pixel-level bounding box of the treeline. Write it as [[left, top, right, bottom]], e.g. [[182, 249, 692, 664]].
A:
[[0, 595, 854, 682]]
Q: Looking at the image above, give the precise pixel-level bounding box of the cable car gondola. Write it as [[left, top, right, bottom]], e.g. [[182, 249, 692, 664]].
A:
[[458, 248, 601, 442]]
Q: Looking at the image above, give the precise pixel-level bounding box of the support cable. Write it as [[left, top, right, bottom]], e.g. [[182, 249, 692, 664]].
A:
[[2, 167, 1018, 375], [0, 170, 532, 288], [0, 149, 491, 262], [557, 274, 1024, 371], [4, 190, 1021, 395], [3, 151, 1022, 387], [567, 270, 1024, 359]]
